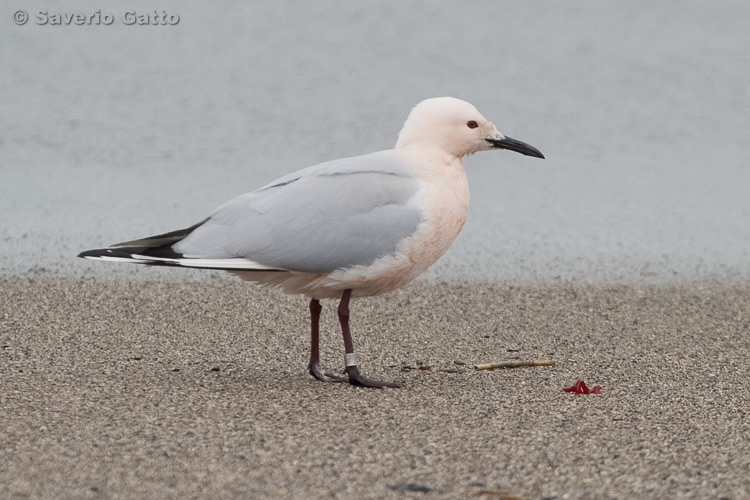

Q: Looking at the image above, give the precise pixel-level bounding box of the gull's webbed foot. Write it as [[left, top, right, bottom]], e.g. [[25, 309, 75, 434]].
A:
[[308, 360, 348, 383], [345, 365, 400, 388]]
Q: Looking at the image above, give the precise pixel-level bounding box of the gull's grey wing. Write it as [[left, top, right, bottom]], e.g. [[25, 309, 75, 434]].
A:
[[173, 150, 423, 273]]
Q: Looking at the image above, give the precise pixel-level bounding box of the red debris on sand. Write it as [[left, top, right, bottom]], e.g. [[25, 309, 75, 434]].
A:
[[562, 380, 601, 394]]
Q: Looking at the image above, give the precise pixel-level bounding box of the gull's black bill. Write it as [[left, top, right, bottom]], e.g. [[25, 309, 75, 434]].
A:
[[486, 136, 545, 159]]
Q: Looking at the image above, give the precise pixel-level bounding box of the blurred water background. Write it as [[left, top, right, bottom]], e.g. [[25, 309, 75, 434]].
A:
[[2, 1, 749, 283]]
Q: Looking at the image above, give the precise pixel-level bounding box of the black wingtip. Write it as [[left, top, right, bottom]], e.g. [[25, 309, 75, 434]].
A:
[[78, 249, 105, 259], [77, 247, 135, 259], [77, 244, 186, 261]]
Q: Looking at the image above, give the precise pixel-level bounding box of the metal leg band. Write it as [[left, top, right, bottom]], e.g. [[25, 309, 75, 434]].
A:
[[345, 353, 357, 367]]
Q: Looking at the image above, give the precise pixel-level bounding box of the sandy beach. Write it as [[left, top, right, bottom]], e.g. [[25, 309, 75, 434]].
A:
[[1, 275, 748, 499]]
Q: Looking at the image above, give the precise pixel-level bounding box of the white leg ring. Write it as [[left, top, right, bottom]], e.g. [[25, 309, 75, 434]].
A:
[[345, 353, 357, 367]]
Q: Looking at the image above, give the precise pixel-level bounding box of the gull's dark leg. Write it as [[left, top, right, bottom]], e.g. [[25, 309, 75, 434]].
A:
[[338, 289, 400, 388], [307, 298, 347, 382]]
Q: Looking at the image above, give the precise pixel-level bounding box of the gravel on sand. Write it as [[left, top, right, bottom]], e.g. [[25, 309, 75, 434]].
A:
[[1, 276, 748, 499]]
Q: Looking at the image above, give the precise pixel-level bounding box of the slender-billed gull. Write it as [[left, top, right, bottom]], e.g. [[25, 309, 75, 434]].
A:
[[79, 97, 544, 387]]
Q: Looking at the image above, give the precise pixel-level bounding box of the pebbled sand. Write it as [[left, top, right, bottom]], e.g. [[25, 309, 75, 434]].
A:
[[1, 276, 749, 499]]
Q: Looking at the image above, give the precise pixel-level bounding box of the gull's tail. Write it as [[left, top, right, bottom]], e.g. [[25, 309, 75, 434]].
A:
[[77, 219, 283, 272]]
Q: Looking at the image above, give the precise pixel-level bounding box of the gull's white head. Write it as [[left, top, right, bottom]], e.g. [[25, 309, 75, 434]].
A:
[[395, 97, 544, 161]]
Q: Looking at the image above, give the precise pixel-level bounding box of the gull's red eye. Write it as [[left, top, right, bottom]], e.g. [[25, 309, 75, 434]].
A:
[[467, 120, 478, 129]]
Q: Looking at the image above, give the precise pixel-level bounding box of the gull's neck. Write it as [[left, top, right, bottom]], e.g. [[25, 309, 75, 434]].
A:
[[395, 143, 463, 167]]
